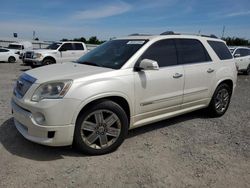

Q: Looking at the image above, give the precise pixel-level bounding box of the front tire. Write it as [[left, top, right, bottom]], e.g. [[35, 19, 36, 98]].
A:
[[208, 83, 232, 117], [73, 100, 129, 155], [43, 59, 55, 66], [244, 64, 250, 75], [8, 56, 16, 63]]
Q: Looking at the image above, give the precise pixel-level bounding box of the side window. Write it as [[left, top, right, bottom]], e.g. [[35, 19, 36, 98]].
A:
[[176, 39, 211, 65], [21, 45, 24, 50], [234, 49, 241, 56], [240, 49, 249, 57], [0, 49, 8, 52], [207, 41, 232, 60], [248, 49, 250, 55], [74, 43, 84, 50], [60, 43, 74, 51], [140, 39, 178, 67]]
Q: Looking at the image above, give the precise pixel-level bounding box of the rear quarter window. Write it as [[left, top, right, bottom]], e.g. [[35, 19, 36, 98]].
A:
[[207, 41, 232, 60]]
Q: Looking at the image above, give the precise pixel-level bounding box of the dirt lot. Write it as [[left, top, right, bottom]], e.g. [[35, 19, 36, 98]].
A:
[[0, 62, 249, 188]]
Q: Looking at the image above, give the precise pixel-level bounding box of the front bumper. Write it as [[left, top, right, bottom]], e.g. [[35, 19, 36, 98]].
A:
[[23, 58, 42, 66], [11, 97, 80, 146]]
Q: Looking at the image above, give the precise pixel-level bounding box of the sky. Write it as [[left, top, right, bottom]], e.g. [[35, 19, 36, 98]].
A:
[[0, 0, 250, 41]]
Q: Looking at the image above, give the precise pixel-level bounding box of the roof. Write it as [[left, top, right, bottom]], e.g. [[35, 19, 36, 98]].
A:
[[117, 34, 223, 42]]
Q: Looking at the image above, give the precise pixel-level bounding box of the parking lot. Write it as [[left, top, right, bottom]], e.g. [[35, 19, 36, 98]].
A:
[[0, 62, 249, 187]]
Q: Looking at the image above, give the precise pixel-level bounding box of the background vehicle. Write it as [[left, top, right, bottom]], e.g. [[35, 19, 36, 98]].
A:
[[230, 47, 250, 75], [12, 33, 237, 155], [0, 48, 19, 63], [8, 41, 33, 55], [23, 42, 87, 67]]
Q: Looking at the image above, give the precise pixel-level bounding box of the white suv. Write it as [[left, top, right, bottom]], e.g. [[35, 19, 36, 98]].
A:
[[12, 34, 237, 155], [230, 47, 250, 75], [23, 42, 87, 67]]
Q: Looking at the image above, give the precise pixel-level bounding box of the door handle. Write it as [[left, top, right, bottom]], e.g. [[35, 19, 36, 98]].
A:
[[207, 68, 214, 73], [173, 73, 183, 78]]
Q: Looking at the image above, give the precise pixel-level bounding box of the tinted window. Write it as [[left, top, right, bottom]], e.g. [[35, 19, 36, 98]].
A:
[[60, 43, 73, 51], [240, 49, 249, 57], [74, 43, 84, 50], [46, 43, 61, 50], [208, 41, 232, 60], [141, 39, 177, 67], [176, 39, 211, 64], [235, 49, 240, 55], [248, 49, 250, 55]]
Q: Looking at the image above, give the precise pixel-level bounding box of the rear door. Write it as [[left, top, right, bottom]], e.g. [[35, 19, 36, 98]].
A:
[[175, 39, 215, 108], [134, 39, 184, 123], [0, 49, 9, 61]]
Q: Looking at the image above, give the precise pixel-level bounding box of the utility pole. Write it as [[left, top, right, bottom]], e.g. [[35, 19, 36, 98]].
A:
[[33, 31, 36, 40], [221, 26, 225, 38]]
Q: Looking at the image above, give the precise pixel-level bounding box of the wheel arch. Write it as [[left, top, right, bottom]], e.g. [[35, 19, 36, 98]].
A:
[[42, 56, 56, 64], [72, 94, 132, 127], [213, 78, 234, 96]]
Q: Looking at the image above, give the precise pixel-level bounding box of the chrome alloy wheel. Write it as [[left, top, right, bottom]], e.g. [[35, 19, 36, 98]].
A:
[[215, 88, 230, 113], [80, 110, 121, 149]]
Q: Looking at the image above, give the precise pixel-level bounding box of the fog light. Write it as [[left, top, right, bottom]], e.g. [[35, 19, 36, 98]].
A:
[[33, 112, 45, 125]]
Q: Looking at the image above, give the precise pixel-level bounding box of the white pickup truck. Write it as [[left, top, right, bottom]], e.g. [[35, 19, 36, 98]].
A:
[[23, 42, 87, 67]]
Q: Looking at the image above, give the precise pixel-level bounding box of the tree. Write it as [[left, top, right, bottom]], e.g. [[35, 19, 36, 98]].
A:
[[34, 37, 39, 41], [61, 38, 68, 41], [88, 36, 99, 44], [222, 37, 250, 46]]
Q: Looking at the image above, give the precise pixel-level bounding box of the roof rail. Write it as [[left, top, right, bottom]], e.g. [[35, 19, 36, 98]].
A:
[[160, 31, 177, 35], [128, 33, 152, 36], [160, 31, 218, 38]]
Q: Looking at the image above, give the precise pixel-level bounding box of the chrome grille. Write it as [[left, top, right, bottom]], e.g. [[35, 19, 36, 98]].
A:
[[14, 73, 36, 98], [25, 51, 34, 59]]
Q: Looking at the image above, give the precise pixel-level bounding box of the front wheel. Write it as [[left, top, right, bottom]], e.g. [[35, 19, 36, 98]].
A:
[[207, 83, 232, 117], [43, 59, 55, 66], [244, 64, 250, 75], [8, 56, 16, 63], [73, 100, 129, 155]]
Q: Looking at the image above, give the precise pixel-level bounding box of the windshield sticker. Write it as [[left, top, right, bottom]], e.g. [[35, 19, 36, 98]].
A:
[[127, 41, 145, 45]]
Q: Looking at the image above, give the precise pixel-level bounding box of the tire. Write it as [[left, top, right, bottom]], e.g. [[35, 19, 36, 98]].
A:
[[43, 59, 55, 66], [207, 83, 232, 117], [8, 56, 16, 63], [73, 100, 129, 155], [244, 64, 250, 75]]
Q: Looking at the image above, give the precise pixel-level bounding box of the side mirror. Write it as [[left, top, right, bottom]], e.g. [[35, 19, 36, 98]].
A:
[[234, 53, 241, 58], [136, 59, 159, 71]]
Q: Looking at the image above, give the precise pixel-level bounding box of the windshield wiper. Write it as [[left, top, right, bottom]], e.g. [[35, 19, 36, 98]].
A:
[[78, 61, 103, 67]]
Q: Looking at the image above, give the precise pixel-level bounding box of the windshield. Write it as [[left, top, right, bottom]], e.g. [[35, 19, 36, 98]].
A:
[[8, 44, 22, 50], [76, 39, 148, 69], [46, 43, 61, 50]]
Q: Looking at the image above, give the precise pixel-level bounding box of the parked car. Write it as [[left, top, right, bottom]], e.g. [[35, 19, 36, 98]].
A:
[[8, 41, 33, 55], [23, 42, 87, 67], [0, 48, 19, 63], [229, 47, 250, 75], [12, 34, 237, 155]]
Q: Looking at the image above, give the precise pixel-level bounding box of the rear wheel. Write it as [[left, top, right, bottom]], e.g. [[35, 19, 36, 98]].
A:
[[8, 56, 16, 63], [245, 64, 250, 75], [73, 100, 128, 155], [208, 83, 232, 117]]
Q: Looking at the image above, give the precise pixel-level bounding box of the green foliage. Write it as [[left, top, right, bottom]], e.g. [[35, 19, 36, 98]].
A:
[[222, 37, 250, 46]]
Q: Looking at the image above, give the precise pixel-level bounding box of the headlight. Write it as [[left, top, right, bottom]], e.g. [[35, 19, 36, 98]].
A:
[[33, 53, 43, 59], [31, 80, 72, 102]]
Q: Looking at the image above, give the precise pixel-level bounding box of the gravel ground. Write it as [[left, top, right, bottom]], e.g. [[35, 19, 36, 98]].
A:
[[0, 62, 249, 188]]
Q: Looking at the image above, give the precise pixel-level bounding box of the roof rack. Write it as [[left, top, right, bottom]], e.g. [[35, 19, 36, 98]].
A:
[[128, 33, 152, 36], [160, 31, 218, 38]]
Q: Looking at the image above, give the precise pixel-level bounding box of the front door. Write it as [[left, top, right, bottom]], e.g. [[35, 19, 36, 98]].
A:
[[134, 39, 184, 126]]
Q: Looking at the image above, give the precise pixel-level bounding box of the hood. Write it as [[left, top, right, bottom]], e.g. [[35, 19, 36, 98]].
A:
[[25, 63, 113, 83], [30, 49, 57, 54]]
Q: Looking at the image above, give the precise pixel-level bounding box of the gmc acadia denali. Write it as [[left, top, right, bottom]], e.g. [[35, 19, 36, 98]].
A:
[[12, 33, 237, 155]]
